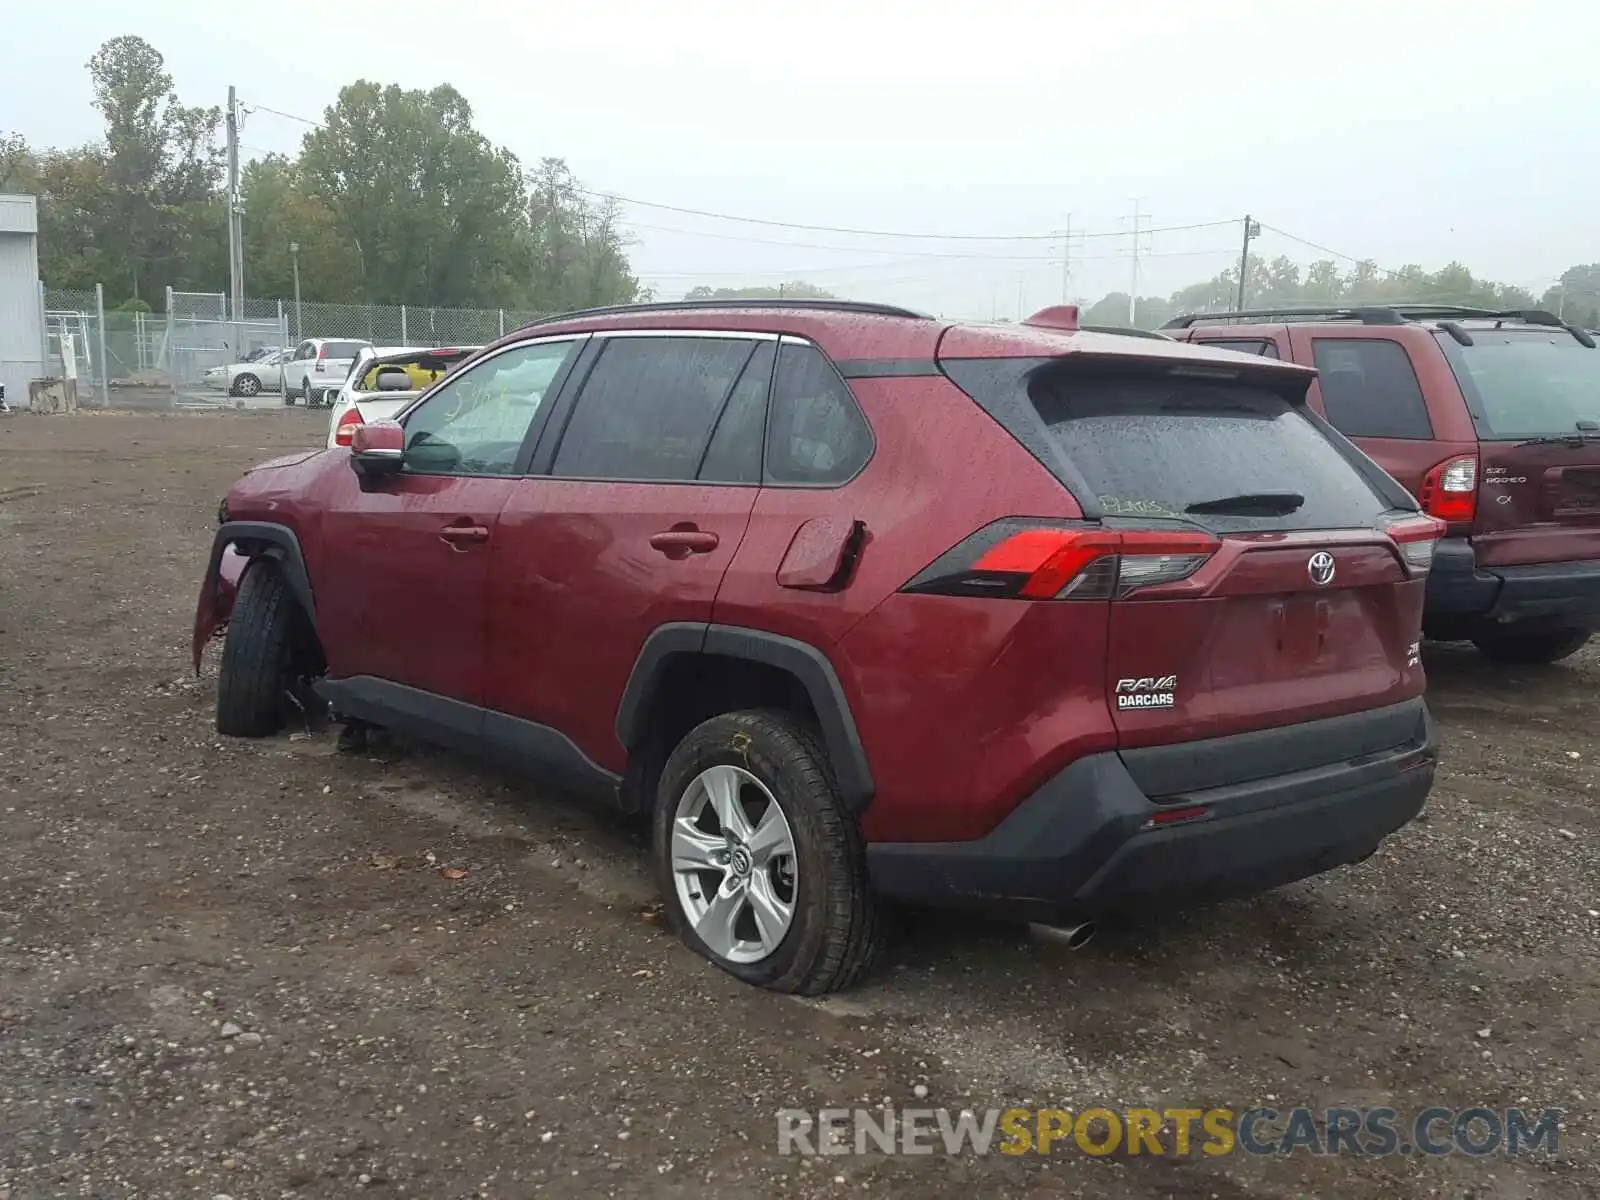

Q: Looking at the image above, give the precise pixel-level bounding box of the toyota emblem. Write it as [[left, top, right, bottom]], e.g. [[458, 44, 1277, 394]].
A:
[[1307, 551, 1336, 586]]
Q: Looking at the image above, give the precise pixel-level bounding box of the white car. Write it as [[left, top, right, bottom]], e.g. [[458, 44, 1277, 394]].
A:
[[282, 338, 372, 407], [203, 347, 287, 397], [326, 346, 484, 447]]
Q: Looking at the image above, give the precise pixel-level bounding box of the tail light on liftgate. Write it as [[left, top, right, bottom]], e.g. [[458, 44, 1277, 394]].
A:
[[314, 345, 327, 374], [1382, 514, 1447, 575], [1418, 454, 1477, 523], [901, 519, 1219, 600], [334, 406, 365, 446]]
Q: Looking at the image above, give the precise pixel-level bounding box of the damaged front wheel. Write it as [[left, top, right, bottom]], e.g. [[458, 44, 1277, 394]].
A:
[[215, 562, 318, 737]]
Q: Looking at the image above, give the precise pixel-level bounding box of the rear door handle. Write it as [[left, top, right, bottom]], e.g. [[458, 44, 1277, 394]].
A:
[[439, 523, 490, 546], [649, 529, 719, 558]]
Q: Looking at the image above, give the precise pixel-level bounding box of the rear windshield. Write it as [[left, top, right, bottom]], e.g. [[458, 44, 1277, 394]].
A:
[[1436, 330, 1600, 439], [323, 341, 366, 359], [942, 361, 1391, 533], [355, 353, 472, 392]]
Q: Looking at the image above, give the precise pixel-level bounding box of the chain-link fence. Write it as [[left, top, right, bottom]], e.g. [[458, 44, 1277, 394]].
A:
[[42, 286, 551, 407]]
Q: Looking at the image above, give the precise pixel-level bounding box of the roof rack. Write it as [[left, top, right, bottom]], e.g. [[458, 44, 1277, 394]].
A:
[[1164, 303, 1595, 348], [1163, 303, 1576, 330], [514, 297, 935, 332]]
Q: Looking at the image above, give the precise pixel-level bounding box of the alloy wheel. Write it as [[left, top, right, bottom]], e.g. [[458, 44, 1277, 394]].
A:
[[670, 764, 797, 964]]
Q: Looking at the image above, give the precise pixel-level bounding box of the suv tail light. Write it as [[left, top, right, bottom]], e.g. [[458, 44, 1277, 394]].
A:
[[1383, 514, 1446, 575], [334, 406, 365, 447], [1418, 454, 1477, 523], [315, 344, 327, 373], [902, 520, 1219, 601]]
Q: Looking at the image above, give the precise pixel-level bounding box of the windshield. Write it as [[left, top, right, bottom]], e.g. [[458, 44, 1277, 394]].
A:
[[1437, 330, 1600, 439]]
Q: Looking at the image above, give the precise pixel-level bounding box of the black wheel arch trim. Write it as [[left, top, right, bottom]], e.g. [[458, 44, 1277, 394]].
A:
[[207, 520, 317, 628], [616, 622, 876, 812]]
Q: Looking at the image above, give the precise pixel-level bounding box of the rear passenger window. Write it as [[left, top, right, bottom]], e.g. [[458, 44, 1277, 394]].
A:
[[766, 343, 873, 485], [698, 342, 773, 484], [1311, 339, 1434, 439], [1199, 338, 1279, 359], [551, 337, 756, 481]]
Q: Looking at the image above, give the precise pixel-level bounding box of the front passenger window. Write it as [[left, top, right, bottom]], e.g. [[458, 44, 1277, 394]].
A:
[[401, 339, 576, 476]]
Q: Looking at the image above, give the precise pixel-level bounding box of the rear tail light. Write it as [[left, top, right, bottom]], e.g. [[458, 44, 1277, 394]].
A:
[[1418, 454, 1477, 523], [1384, 514, 1447, 574], [314, 345, 328, 373], [902, 520, 1219, 601], [334, 406, 365, 447]]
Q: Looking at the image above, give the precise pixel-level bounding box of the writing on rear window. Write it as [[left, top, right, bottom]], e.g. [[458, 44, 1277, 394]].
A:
[[1098, 495, 1185, 519]]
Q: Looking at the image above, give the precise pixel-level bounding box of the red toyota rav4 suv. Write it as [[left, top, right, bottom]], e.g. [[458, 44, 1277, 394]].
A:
[[193, 299, 1441, 994], [1165, 305, 1600, 663]]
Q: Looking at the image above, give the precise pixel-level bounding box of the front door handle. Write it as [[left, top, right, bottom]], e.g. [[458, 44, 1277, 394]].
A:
[[649, 529, 719, 558], [439, 523, 490, 547]]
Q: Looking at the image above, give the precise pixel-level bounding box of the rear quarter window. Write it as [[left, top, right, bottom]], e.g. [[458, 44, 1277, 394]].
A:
[[1310, 338, 1434, 439], [1029, 371, 1391, 533]]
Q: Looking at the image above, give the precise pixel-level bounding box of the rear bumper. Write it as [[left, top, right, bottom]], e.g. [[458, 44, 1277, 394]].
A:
[[866, 699, 1436, 920], [1426, 538, 1600, 623]]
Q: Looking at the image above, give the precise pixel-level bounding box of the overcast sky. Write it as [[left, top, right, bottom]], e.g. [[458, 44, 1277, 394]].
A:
[[6, 0, 1597, 318]]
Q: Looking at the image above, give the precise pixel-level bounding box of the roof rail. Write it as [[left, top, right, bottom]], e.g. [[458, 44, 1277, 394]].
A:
[[1164, 303, 1596, 347], [513, 297, 935, 332], [1162, 306, 1409, 329]]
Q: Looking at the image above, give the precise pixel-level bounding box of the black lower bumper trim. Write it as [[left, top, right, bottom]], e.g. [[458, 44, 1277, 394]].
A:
[[866, 700, 1436, 921], [1426, 537, 1600, 622]]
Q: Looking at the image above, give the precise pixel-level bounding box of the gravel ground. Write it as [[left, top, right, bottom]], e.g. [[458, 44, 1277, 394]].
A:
[[1, 410, 1595, 1199]]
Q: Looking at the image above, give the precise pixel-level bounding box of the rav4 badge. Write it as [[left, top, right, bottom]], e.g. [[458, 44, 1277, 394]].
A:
[[1115, 675, 1177, 710]]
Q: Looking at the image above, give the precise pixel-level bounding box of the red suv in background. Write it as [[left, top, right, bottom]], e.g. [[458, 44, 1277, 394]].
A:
[[193, 299, 1440, 993], [1165, 305, 1600, 663]]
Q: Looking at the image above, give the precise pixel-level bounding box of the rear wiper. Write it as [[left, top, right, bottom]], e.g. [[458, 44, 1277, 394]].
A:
[[1184, 491, 1305, 516], [1516, 424, 1600, 447]]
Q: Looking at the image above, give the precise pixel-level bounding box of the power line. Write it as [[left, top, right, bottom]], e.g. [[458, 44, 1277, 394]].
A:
[[623, 218, 1236, 263], [596, 187, 1241, 242], [1256, 222, 1406, 278], [240, 101, 324, 128], [240, 98, 1253, 248]]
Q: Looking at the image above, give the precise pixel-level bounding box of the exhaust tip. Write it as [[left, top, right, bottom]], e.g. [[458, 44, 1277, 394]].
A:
[[1029, 920, 1097, 951]]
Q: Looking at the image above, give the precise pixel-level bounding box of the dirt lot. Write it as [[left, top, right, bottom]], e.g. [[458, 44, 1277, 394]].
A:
[[1, 410, 1596, 1199]]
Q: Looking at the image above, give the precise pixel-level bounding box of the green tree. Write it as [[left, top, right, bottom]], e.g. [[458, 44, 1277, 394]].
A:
[[683, 281, 837, 301], [239, 154, 361, 303], [300, 82, 532, 307], [525, 159, 640, 311], [85, 35, 225, 301], [1543, 265, 1600, 329]]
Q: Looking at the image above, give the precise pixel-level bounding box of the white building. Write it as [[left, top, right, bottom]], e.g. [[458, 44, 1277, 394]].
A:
[[0, 194, 46, 405]]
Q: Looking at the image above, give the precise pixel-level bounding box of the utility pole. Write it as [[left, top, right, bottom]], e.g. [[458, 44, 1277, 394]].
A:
[[1127, 200, 1144, 325], [289, 242, 302, 341], [226, 86, 244, 352], [1235, 215, 1260, 314], [1061, 213, 1073, 304]]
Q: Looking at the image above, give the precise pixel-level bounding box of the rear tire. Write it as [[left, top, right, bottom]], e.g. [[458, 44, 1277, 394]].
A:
[[232, 372, 261, 397], [1471, 625, 1592, 664], [653, 710, 884, 994], [216, 563, 304, 736]]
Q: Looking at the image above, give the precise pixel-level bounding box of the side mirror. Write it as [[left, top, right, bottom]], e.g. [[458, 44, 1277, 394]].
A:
[[349, 419, 405, 478], [374, 368, 413, 392]]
